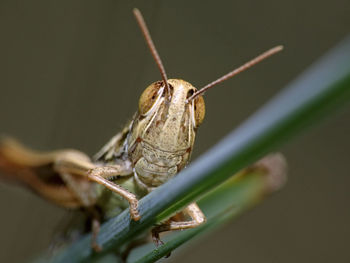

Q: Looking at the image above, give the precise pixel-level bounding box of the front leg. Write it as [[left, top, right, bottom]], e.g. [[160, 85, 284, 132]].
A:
[[54, 154, 140, 221], [87, 167, 140, 221], [151, 202, 206, 246]]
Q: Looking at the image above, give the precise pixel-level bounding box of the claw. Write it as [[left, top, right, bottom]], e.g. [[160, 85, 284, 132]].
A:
[[151, 229, 164, 247], [151, 228, 171, 257], [130, 201, 141, 221]]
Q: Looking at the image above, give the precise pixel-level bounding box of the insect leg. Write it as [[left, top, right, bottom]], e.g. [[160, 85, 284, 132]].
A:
[[87, 167, 140, 221], [0, 138, 89, 208], [151, 202, 206, 246], [60, 173, 96, 207], [91, 217, 102, 252], [54, 155, 140, 221]]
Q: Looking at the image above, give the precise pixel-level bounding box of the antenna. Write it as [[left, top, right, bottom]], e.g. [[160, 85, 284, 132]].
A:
[[188, 46, 284, 101], [133, 8, 170, 94]]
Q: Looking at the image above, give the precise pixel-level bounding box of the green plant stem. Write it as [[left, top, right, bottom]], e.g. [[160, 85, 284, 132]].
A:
[[51, 36, 350, 263]]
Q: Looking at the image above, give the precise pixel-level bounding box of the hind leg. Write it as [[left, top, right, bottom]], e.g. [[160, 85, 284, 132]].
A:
[[0, 138, 88, 208]]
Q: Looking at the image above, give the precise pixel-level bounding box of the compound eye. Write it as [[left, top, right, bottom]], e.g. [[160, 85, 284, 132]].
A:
[[193, 95, 205, 127], [187, 89, 195, 99], [138, 82, 162, 115]]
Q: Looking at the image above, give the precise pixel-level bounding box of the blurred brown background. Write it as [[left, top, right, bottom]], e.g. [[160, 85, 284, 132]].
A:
[[0, 1, 349, 262]]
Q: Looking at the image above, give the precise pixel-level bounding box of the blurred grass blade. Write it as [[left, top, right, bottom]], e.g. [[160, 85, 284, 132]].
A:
[[51, 36, 350, 263]]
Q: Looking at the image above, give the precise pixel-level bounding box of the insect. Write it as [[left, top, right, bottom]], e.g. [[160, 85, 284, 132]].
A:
[[0, 8, 284, 255]]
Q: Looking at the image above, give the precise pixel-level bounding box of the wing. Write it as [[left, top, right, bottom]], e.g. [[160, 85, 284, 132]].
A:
[[93, 121, 132, 164]]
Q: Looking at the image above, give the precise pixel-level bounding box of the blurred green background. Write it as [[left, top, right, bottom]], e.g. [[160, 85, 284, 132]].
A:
[[0, 1, 349, 262]]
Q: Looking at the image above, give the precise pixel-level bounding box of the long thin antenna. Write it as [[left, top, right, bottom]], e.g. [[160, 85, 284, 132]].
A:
[[133, 8, 170, 94], [188, 45, 284, 101]]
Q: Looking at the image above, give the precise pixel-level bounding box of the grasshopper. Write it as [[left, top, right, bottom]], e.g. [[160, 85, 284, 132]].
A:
[[0, 8, 284, 254]]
